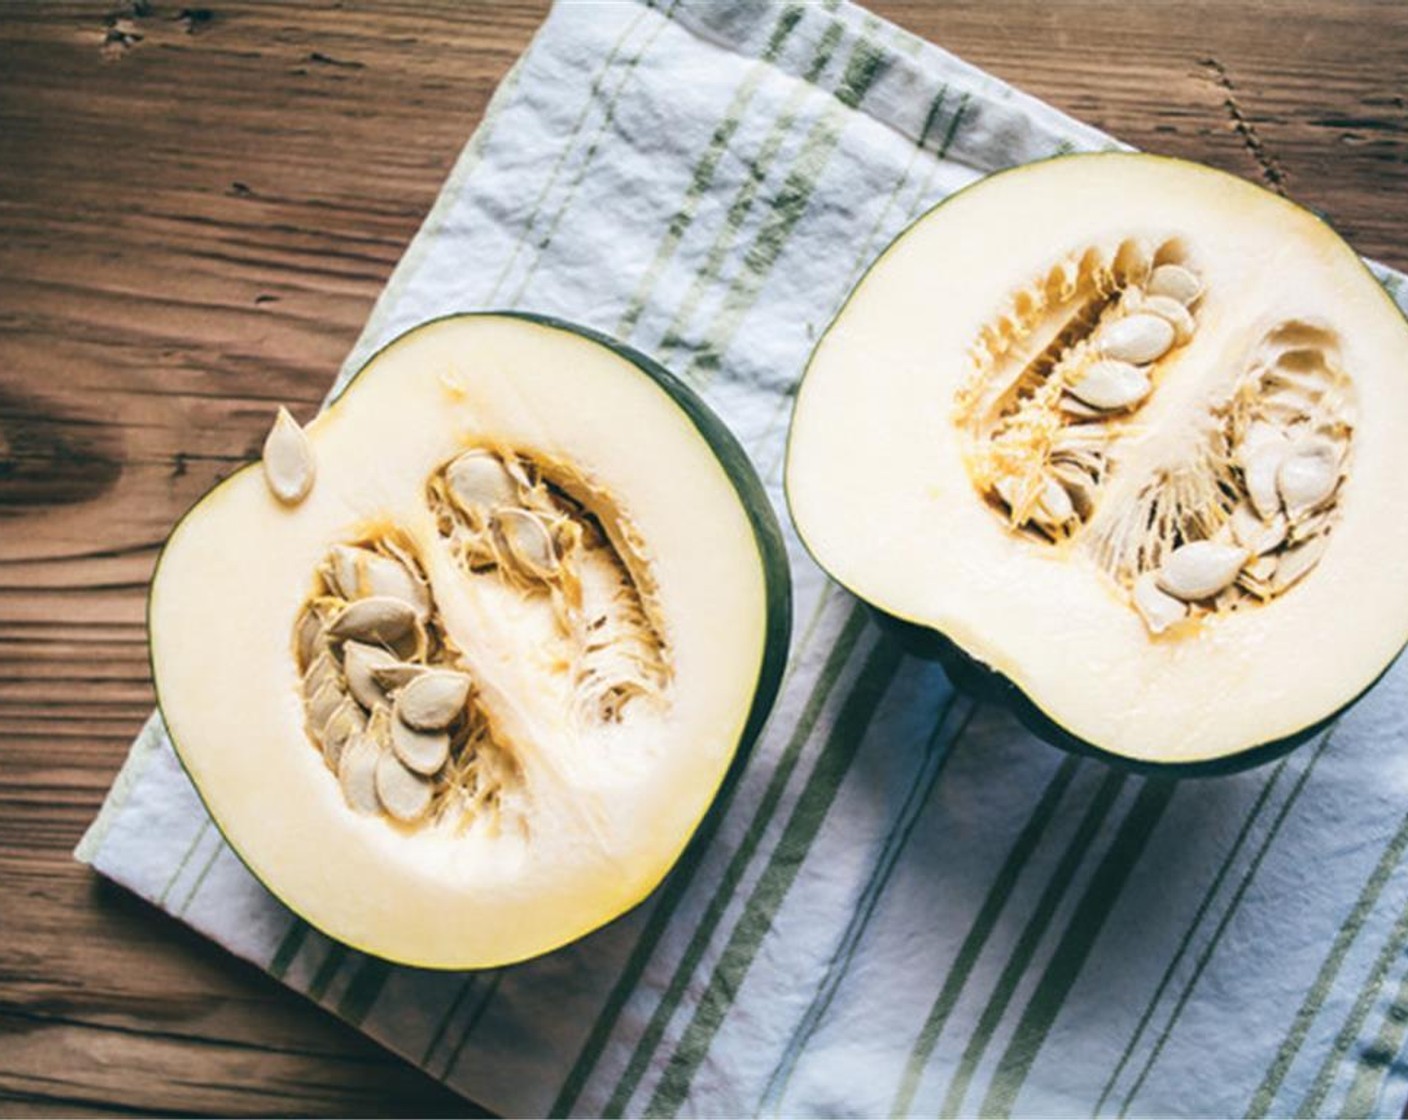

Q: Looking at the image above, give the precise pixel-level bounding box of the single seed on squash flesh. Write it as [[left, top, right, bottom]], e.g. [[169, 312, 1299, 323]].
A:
[[496, 508, 559, 578], [1141, 295, 1196, 346], [446, 450, 518, 515], [396, 670, 472, 731], [262, 406, 315, 505], [1146, 263, 1201, 305], [1133, 571, 1188, 634], [1277, 442, 1339, 518], [1156, 541, 1249, 602], [374, 750, 434, 822], [1068, 359, 1151, 411], [390, 717, 450, 776], [337, 732, 382, 814], [1099, 313, 1175, 365], [328, 596, 418, 645], [1230, 503, 1288, 556], [342, 640, 400, 710]]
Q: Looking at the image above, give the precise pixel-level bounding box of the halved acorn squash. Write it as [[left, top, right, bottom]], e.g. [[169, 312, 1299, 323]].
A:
[[786, 153, 1408, 772], [150, 312, 791, 967]]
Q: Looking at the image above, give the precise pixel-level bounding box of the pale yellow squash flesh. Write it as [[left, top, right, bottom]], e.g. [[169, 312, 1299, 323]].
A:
[[788, 154, 1408, 766], [152, 315, 774, 967]]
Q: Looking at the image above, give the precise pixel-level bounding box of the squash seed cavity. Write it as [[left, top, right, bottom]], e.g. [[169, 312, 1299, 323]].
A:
[[294, 529, 518, 832], [292, 447, 672, 832], [954, 239, 1354, 636], [428, 447, 671, 725]]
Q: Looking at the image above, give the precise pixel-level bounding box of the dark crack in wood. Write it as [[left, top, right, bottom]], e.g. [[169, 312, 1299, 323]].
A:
[[1200, 57, 1288, 195]]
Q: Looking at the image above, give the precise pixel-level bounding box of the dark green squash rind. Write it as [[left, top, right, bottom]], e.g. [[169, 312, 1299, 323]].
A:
[[869, 608, 1395, 777], [147, 311, 793, 967]]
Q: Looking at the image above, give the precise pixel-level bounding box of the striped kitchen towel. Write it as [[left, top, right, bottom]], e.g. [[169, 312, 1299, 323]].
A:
[[77, 0, 1408, 1116]]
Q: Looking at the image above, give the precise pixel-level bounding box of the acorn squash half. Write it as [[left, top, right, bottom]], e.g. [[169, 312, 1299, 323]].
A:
[[150, 313, 791, 968], [786, 153, 1408, 773]]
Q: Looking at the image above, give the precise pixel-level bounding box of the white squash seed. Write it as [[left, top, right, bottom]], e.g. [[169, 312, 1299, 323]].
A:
[[343, 641, 400, 710], [396, 670, 472, 731], [262, 407, 315, 505], [390, 717, 450, 776], [1099, 313, 1175, 365], [495, 508, 558, 578], [1146, 263, 1202, 304], [446, 450, 518, 515], [374, 750, 433, 823], [1133, 572, 1188, 634], [1156, 541, 1249, 602], [337, 733, 382, 815], [1277, 442, 1340, 519], [329, 596, 418, 645], [1068, 360, 1151, 411], [1141, 295, 1196, 346]]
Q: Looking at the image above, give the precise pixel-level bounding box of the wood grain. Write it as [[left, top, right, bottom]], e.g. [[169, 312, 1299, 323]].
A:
[[1, 1, 1405, 1116]]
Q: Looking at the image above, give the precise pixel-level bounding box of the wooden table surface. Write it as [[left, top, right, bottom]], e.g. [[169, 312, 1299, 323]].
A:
[[3, 1, 1406, 1115]]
